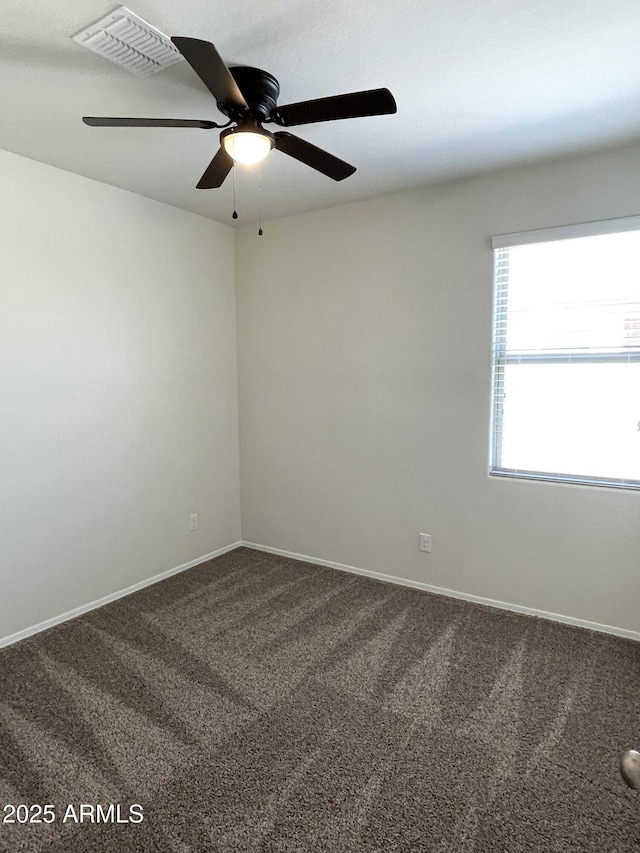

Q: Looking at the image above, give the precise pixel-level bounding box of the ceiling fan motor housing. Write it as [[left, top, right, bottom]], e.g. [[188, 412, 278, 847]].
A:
[[226, 66, 280, 120]]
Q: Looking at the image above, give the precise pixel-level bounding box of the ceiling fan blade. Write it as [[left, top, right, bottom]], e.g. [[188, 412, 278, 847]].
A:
[[274, 132, 356, 181], [171, 37, 248, 114], [272, 88, 396, 127], [83, 117, 218, 128], [196, 146, 234, 189]]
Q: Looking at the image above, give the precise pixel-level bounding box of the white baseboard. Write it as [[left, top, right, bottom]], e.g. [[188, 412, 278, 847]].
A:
[[0, 541, 243, 649], [4, 539, 638, 648], [242, 541, 640, 643]]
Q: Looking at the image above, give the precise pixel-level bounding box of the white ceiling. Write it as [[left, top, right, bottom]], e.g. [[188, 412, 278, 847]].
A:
[[2, 0, 640, 225]]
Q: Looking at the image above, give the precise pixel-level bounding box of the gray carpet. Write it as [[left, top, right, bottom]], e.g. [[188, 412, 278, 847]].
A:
[[1, 547, 639, 852]]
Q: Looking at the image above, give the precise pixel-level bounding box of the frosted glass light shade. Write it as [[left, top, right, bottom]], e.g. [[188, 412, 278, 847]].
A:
[[223, 131, 273, 165]]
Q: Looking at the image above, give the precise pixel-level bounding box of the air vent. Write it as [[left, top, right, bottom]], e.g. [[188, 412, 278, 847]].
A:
[[72, 6, 183, 77]]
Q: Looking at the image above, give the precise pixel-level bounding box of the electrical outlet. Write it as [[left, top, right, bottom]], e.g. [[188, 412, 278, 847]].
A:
[[189, 513, 199, 531], [419, 533, 432, 553]]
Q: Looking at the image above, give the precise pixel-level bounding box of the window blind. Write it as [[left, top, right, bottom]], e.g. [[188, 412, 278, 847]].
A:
[[490, 217, 640, 490]]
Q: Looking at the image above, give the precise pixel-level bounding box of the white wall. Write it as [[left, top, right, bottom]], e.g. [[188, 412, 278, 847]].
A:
[[236, 142, 640, 635], [0, 150, 240, 642], [3, 141, 639, 643]]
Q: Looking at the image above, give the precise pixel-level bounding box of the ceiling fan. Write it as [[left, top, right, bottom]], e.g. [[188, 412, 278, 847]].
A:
[[83, 36, 397, 189]]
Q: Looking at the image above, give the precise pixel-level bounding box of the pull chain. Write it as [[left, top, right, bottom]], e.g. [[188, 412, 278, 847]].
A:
[[232, 166, 238, 220], [258, 164, 263, 236]]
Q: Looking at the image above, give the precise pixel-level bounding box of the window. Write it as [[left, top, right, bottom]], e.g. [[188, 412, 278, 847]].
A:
[[490, 216, 640, 490]]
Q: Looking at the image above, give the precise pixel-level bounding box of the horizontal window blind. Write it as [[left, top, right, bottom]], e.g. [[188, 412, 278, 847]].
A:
[[490, 218, 640, 489]]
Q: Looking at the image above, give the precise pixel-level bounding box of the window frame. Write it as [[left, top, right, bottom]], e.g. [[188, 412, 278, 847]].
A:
[[489, 215, 640, 491]]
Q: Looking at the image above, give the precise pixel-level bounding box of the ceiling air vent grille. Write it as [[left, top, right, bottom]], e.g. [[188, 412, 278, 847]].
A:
[[72, 6, 182, 77]]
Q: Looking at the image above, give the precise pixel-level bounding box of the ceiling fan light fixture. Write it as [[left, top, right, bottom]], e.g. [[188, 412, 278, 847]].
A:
[[82, 37, 396, 189], [222, 126, 274, 165]]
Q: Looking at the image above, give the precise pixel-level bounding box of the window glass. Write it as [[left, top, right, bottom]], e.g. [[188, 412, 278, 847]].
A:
[[490, 222, 640, 489]]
